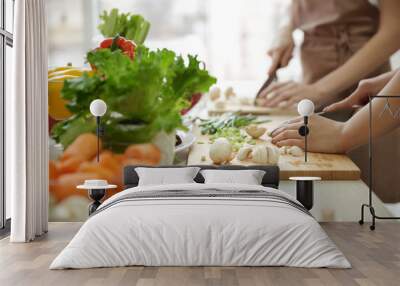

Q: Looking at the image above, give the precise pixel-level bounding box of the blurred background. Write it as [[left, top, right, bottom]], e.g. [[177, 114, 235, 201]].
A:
[[47, 0, 302, 86], [47, 0, 400, 85]]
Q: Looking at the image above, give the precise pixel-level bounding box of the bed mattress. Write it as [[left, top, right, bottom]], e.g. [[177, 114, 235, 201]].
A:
[[50, 183, 350, 269]]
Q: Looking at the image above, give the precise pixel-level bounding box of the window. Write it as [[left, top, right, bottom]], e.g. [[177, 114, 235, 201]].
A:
[[0, 0, 14, 233]]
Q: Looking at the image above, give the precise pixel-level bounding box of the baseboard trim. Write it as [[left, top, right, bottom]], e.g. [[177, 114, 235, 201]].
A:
[[0, 218, 11, 239]]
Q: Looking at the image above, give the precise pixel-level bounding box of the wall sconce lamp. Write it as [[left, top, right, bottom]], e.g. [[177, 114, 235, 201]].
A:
[[90, 99, 107, 162], [297, 99, 315, 163]]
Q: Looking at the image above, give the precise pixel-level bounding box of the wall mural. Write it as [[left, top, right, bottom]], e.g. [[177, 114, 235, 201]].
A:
[[48, 9, 216, 221]]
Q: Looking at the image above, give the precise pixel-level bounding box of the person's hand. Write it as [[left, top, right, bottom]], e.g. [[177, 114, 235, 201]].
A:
[[270, 115, 346, 154], [257, 82, 327, 109], [267, 41, 294, 77], [323, 72, 395, 113], [266, 26, 294, 76]]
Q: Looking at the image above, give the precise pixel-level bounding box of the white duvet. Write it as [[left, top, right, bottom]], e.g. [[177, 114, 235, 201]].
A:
[[50, 183, 350, 269]]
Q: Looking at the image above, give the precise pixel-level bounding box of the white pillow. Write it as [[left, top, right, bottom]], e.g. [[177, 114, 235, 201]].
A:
[[135, 167, 200, 186], [200, 169, 266, 185]]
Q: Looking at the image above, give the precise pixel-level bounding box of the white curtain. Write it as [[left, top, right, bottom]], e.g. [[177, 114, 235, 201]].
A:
[[8, 0, 49, 242]]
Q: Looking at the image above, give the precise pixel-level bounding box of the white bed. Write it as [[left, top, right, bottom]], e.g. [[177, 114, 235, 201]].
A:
[[50, 182, 350, 269]]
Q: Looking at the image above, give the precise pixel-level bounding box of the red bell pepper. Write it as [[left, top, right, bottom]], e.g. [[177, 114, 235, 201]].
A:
[[99, 35, 136, 60]]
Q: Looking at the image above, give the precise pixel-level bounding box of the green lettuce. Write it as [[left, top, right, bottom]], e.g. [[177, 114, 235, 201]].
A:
[[52, 47, 216, 152], [98, 9, 150, 45]]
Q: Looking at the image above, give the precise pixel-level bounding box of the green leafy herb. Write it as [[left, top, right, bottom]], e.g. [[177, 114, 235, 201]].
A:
[[199, 113, 270, 151], [199, 113, 269, 135]]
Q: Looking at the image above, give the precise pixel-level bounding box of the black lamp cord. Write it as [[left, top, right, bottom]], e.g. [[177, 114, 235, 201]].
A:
[[96, 116, 100, 162], [304, 116, 308, 162]]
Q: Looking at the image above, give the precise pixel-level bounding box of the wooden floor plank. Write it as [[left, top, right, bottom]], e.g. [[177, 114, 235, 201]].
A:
[[0, 222, 399, 286]]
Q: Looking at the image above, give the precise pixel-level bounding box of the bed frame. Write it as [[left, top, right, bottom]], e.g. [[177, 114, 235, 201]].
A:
[[123, 165, 280, 189]]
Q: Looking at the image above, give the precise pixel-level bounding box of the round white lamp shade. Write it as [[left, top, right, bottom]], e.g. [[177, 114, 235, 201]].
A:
[[297, 99, 315, 117], [90, 99, 107, 117]]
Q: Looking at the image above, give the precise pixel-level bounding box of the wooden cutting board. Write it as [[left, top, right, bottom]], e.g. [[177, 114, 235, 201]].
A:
[[187, 115, 361, 181], [208, 103, 298, 116]]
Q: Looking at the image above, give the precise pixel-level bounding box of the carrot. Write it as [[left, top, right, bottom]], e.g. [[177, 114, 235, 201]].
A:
[[78, 162, 115, 183], [122, 158, 158, 167], [61, 133, 101, 161], [98, 151, 124, 185], [124, 144, 161, 164], [50, 172, 99, 202], [57, 156, 85, 174], [49, 160, 59, 179], [114, 154, 125, 163], [98, 151, 121, 174]]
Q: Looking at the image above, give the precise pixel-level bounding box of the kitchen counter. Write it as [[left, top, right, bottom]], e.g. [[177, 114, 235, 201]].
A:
[[187, 114, 361, 180], [185, 102, 391, 222]]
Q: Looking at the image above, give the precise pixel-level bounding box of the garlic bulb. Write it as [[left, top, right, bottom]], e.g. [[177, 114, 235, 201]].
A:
[[251, 145, 269, 164], [209, 86, 221, 101], [279, 146, 289, 155], [245, 124, 266, 139], [267, 145, 280, 164], [209, 138, 232, 164], [251, 145, 280, 165], [236, 145, 253, 161], [280, 145, 304, 157], [288, 146, 303, 157]]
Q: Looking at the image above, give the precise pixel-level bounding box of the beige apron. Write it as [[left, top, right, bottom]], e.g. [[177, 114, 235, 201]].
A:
[[292, 0, 389, 103], [292, 0, 400, 203]]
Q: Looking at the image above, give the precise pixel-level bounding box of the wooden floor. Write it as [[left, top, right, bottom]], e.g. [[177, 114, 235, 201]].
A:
[[0, 222, 399, 286]]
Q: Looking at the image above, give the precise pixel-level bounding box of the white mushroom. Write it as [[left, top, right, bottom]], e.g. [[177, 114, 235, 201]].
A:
[[224, 86, 236, 99], [245, 124, 266, 139], [236, 145, 253, 161], [209, 138, 232, 164], [209, 86, 221, 101], [214, 100, 226, 110]]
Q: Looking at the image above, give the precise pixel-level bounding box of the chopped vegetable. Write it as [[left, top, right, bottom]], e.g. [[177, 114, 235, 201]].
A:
[[199, 113, 269, 151], [251, 145, 280, 165], [199, 113, 268, 135], [245, 124, 266, 139], [236, 145, 252, 161]]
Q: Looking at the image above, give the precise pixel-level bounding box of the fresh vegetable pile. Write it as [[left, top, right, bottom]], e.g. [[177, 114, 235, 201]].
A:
[[51, 9, 217, 152], [198, 113, 270, 151], [50, 133, 161, 203]]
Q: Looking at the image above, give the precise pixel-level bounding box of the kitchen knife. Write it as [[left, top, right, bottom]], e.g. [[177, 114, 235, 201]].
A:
[[256, 71, 278, 99]]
